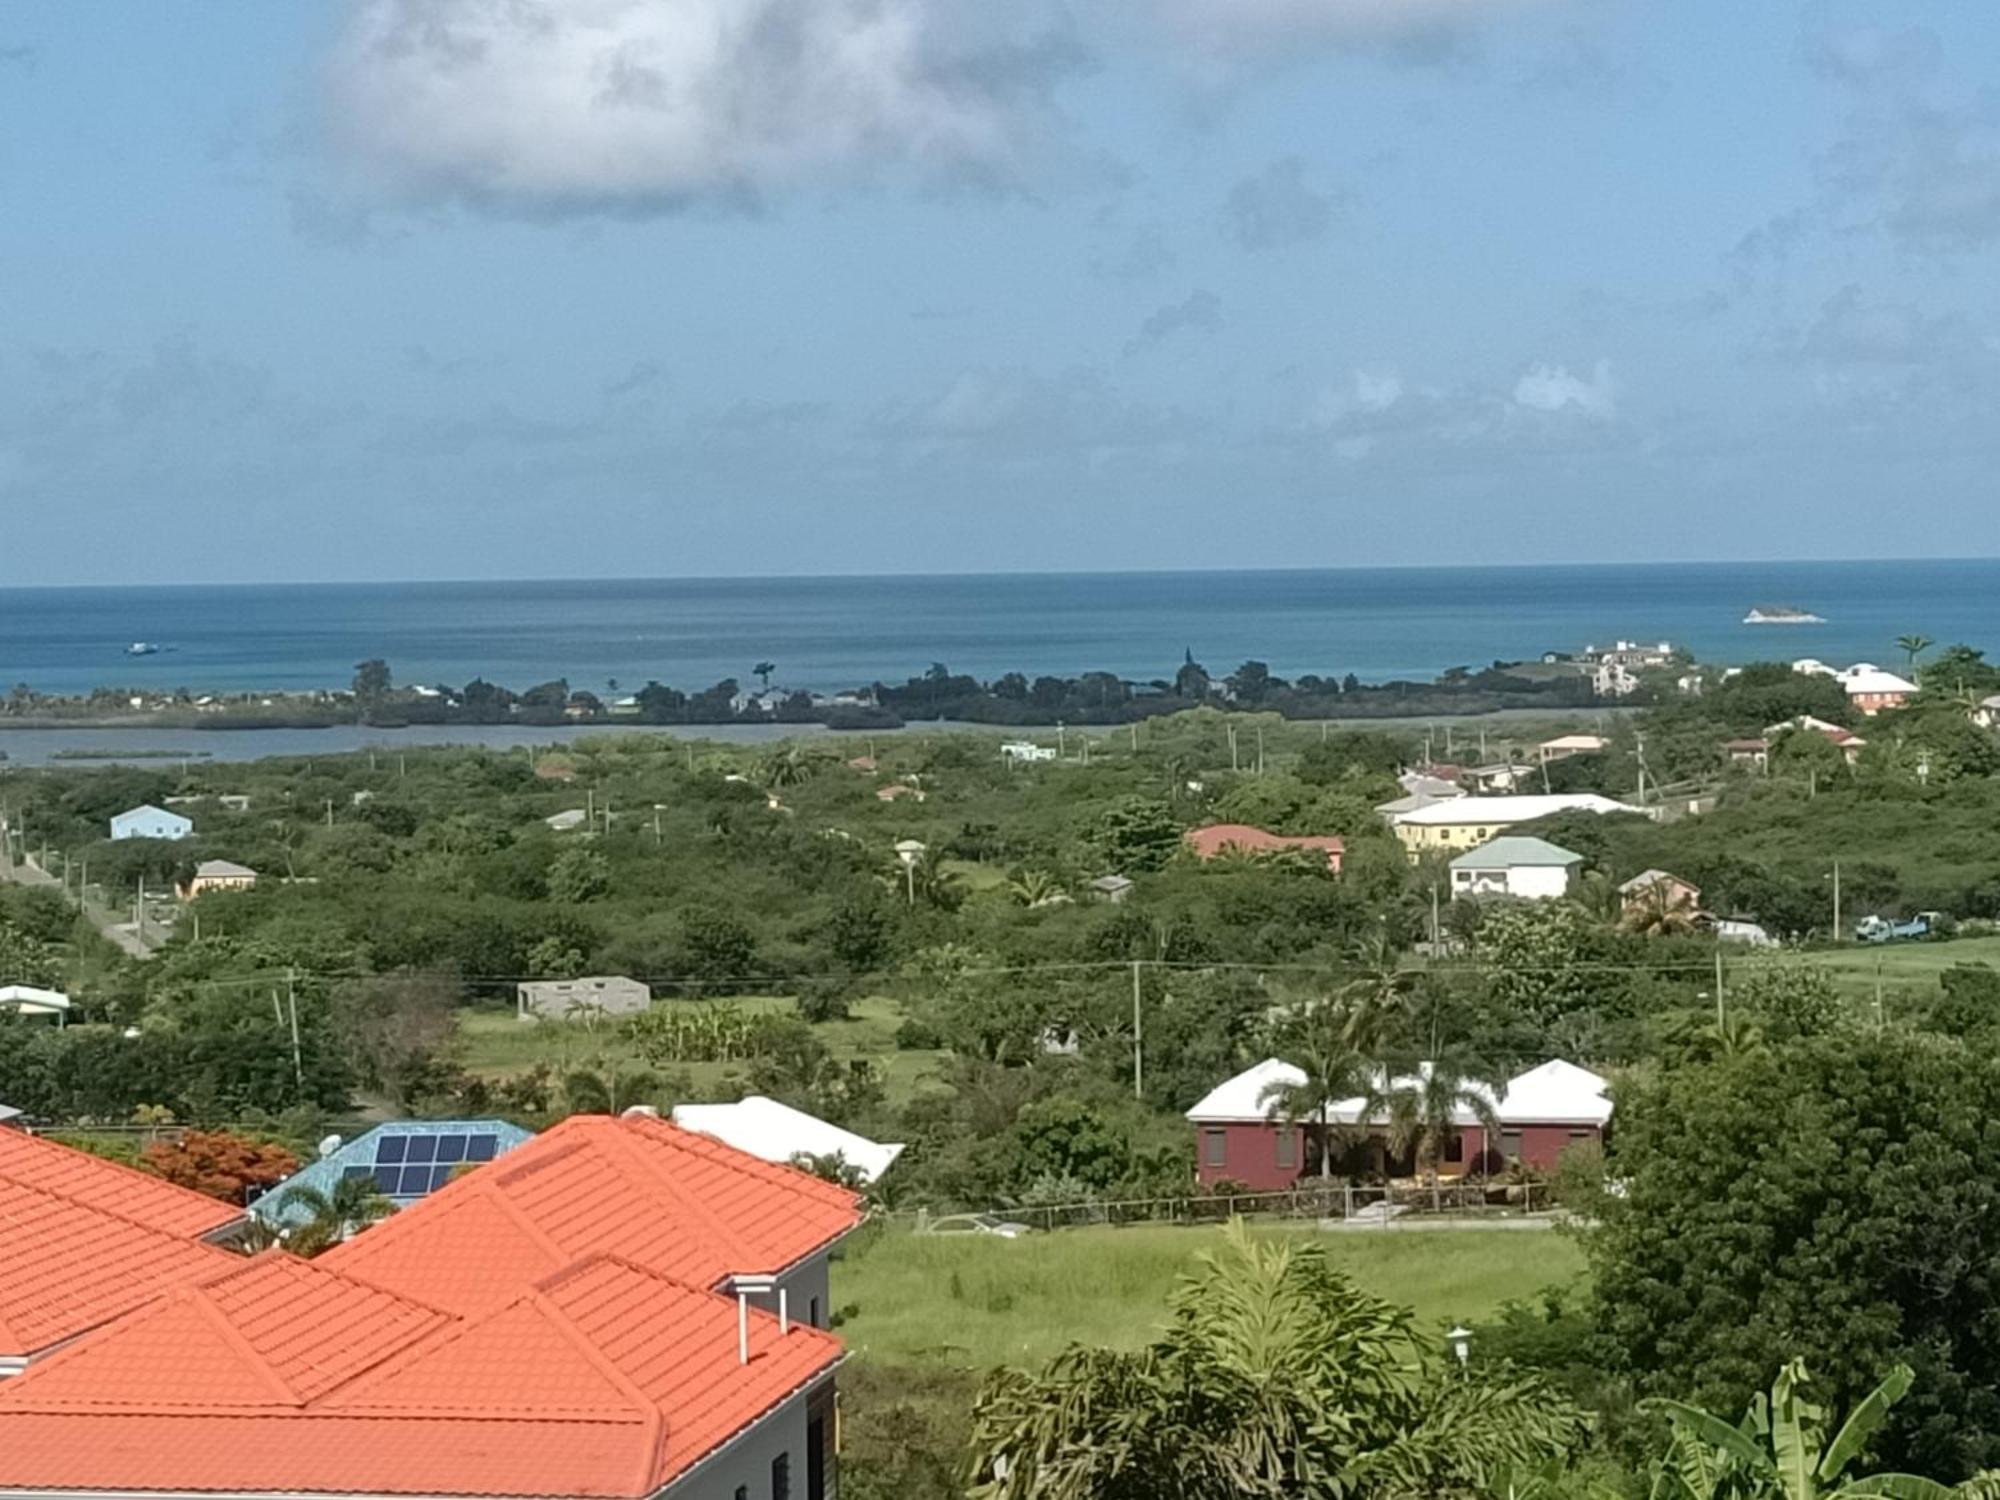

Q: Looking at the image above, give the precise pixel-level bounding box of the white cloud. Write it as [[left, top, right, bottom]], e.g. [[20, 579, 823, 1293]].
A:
[[1512, 360, 1617, 419], [330, 0, 1084, 210]]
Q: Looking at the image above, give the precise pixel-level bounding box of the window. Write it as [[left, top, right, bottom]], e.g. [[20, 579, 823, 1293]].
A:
[[1202, 1129, 1227, 1168], [772, 1452, 791, 1500], [1275, 1129, 1297, 1171], [736, 1489, 748, 1500], [809, 1296, 821, 1328], [1499, 1130, 1523, 1160], [1444, 1131, 1463, 1164]]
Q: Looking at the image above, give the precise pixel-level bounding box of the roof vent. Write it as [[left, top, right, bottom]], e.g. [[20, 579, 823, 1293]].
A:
[[620, 1105, 660, 1119]]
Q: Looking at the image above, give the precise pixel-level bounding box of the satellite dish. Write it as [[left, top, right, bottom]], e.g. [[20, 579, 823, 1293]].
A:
[[317, 1133, 343, 1159]]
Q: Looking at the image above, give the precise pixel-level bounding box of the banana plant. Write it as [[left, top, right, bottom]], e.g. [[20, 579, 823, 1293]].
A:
[[1642, 1359, 1954, 1500]]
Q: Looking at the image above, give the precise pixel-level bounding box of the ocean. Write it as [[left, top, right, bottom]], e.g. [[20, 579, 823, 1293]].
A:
[[2, 559, 1996, 700]]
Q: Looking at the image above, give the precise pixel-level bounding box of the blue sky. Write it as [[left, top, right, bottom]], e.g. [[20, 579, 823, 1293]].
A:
[[2, 0, 1998, 584]]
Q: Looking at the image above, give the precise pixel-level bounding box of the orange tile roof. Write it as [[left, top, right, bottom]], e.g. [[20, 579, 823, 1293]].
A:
[[324, 1113, 862, 1311], [0, 1177, 236, 1360], [0, 1131, 247, 1360], [0, 1252, 842, 1498], [0, 1128, 244, 1240], [1186, 823, 1346, 863]]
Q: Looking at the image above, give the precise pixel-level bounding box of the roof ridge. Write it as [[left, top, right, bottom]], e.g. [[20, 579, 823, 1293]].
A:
[[187, 1282, 304, 1407], [621, 1111, 859, 1213], [586, 1121, 760, 1274]]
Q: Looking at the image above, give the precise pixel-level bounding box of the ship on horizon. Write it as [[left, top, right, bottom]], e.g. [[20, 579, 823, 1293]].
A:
[[1743, 605, 1826, 625]]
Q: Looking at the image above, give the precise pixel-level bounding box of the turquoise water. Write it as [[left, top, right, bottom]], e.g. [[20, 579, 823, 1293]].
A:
[[1, 560, 1994, 698]]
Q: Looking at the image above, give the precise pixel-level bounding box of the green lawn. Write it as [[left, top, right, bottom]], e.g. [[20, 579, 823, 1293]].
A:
[[456, 995, 951, 1106], [1811, 934, 2000, 1005], [833, 1224, 1584, 1372]]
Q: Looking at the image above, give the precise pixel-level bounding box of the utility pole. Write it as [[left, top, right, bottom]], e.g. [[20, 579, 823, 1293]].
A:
[[1714, 949, 1725, 1027], [1129, 722, 1138, 752], [1131, 960, 1144, 1100], [1430, 885, 1441, 951], [1227, 724, 1239, 773], [1832, 860, 1843, 942], [1255, 725, 1265, 776], [324, 798, 334, 828], [286, 967, 305, 1096], [134, 876, 144, 943]]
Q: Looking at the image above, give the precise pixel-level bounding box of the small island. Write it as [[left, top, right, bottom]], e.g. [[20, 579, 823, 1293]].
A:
[[1743, 605, 1826, 625]]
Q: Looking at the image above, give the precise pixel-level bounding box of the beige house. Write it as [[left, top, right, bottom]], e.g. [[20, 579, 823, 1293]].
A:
[[516, 974, 652, 1021], [178, 860, 257, 899]]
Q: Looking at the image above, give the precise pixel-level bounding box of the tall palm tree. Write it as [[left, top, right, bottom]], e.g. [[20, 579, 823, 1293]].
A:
[[1005, 869, 1068, 908], [753, 660, 777, 691], [1260, 999, 1374, 1180], [1340, 932, 1417, 1053], [1372, 1045, 1504, 1186], [279, 1177, 394, 1258], [1643, 1358, 1952, 1500], [1896, 634, 1935, 672]]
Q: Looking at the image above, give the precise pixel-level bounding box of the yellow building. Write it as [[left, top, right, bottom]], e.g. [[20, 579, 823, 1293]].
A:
[[1391, 794, 1642, 860]]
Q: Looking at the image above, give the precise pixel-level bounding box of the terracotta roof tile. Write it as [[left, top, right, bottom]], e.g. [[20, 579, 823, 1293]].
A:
[[0, 1128, 242, 1239], [0, 1176, 236, 1359], [325, 1114, 862, 1307], [0, 1253, 842, 1497]]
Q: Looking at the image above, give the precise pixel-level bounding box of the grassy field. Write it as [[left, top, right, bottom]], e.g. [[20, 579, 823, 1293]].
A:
[[833, 1223, 1585, 1372], [1811, 933, 2000, 1006], [455, 995, 952, 1105]]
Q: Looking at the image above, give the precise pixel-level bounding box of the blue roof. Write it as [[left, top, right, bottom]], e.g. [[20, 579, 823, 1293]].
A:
[[251, 1119, 533, 1225]]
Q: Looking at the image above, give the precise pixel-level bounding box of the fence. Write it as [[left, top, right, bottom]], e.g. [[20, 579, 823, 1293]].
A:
[[900, 1178, 1553, 1234]]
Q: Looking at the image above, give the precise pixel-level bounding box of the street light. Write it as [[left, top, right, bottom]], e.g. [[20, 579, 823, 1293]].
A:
[[1447, 1325, 1473, 1370], [894, 839, 926, 907]]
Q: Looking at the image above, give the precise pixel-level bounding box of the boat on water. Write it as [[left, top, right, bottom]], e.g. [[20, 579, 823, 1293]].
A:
[[1743, 606, 1825, 625], [125, 641, 164, 656]]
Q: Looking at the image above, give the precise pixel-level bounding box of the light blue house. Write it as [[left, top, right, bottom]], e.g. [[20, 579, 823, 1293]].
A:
[[252, 1119, 533, 1226], [109, 804, 193, 841]]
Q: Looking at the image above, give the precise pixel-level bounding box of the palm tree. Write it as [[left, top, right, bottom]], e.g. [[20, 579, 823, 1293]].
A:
[[763, 745, 822, 789], [279, 1177, 394, 1258], [1621, 879, 1698, 938], [1643, 1358, 1952, 1500], [1260, 998, 1374, 1180], [1896, 634, 1935, 672], [965, 1223, 1589, 1499], [753, 660, 777, 691], [1372, 1045, 1504, 1187], [1005, 869, 1068, 908], [1339, 932, 1416, 1053]]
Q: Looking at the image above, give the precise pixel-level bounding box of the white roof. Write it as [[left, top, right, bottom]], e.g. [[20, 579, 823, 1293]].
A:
[[0, 1102, 20, 1124], [112, 804, 188, 824], [1449, 836, 1583, 871], [1540, 734, 1610, 752], [1842, 668, 1917, 696], [1491, 1060, 1612, 1126], [0, 985, 70, 1015], [1188, 1057, 1610, 1128], [193, 860, 256, 879], [670, 1095, 904, 1184], [1393, 794, 1640, 827]]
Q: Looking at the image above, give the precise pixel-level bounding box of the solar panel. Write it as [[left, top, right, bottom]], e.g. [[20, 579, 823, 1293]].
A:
[[341, 1165, 373, 1182], [373, 1166, 405, 1195], [466, 1135, 499, 1162], [435, 1134, 468, 1164], [429, 1163, 456, 1191], [375, 1136, 408, 1164], [403, 1136, 438, 1164]]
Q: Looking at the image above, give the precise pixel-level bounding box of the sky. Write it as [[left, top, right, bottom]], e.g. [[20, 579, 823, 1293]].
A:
[[2, 0, 1999, 585]]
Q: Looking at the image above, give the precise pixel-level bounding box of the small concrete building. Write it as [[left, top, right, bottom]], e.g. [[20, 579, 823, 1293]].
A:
[[178, 859, 257, 899], [0, 985, 70, 1025], [108, 805, 192, 841], [516, 974, 652, 1022], [1448, 836, 1583, 900], [1087, 874, 1134, 903]]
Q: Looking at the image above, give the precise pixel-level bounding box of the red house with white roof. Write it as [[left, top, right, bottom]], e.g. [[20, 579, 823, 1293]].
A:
[[0, 1112, 865, 1500], [1185, 1058, 1612, 1190]]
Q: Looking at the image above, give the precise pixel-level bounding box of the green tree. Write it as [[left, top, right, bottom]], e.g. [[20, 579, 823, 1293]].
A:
[[1081, 796, 1182, 874], [546, 846, 611, 904], [1590, 1028, 2000, 1478], [0, 921, 59, 987], [351, 659, 393, 713], [1374, 1045, 1503, 1185], [965, 1225, 1588, 1499]]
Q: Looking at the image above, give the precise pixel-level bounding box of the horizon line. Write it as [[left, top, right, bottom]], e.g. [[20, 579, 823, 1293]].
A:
[[5, 554, 2000, 594]]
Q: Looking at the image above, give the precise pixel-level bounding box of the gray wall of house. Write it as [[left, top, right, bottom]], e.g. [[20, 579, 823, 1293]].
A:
[[665, 1381, 834, 1500]]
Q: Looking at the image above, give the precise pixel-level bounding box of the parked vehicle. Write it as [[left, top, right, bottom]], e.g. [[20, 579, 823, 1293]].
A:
[[921, 1212, 1034, 1239], [1855, 912, 1940, 943]]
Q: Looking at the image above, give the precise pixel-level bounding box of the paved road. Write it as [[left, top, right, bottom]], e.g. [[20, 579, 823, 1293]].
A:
[[0, 830, 159, 959]]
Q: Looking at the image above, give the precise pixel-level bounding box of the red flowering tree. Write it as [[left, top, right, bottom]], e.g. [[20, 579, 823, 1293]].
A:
[[141, 1131, 299, 1203]]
